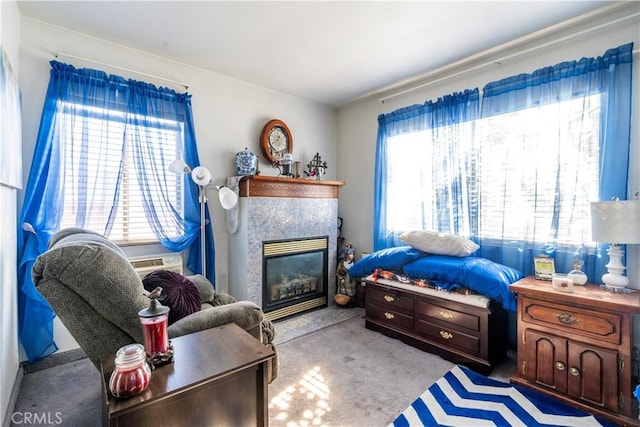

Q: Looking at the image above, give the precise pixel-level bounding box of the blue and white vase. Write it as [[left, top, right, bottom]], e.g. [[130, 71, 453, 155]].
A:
[[235, 147, 257, 176]]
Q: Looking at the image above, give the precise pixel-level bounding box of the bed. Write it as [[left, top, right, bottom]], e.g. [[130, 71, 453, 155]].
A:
[[348, 238, 522, 374]]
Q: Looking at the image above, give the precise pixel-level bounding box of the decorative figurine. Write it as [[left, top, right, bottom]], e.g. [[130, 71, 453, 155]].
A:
[[305, 153, 327, 180], [335, 242, 356, 306]]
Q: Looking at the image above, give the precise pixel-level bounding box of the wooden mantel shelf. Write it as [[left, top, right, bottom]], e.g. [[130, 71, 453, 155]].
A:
[[238, 175, 345, 199]]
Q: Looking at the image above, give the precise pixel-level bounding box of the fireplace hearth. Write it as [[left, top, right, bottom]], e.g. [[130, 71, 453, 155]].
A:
[[262, 236, 328, 321]]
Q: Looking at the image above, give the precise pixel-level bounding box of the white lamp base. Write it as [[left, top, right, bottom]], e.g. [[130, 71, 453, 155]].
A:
[[601, 244, 629, 290]]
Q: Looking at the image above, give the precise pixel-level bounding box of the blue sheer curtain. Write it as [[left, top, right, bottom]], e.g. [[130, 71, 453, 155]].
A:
[[17, 61, 211, 362], [374, 43, 633, 280], [477, 43, 633, 278], [374, 89, 479, 250]]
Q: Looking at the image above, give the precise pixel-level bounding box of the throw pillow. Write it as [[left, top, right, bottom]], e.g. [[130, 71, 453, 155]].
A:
[[142, 270, 201, 325], [399, 230, 479, 257], [187, 274, 216, 304]]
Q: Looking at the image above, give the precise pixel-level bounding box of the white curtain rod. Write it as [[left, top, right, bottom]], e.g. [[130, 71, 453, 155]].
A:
[[378, 9, 639, 104], [54, 52, 189, 90]]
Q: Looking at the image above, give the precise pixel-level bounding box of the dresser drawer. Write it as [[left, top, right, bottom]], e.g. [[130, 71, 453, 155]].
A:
[[367, 285, 413, 313], [416, 318, 480, 354], [416, 299, 481, 332], [521, 298, 622, 345], [367, 303, 414, 330]]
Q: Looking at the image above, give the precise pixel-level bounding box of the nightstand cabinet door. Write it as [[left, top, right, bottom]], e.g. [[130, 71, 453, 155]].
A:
[[523, 329, 619, 412], [523, 329, 568, 393], [566, 341, 618, 411]]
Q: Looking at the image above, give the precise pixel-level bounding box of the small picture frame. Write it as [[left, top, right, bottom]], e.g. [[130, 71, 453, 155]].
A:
[[534, 255, 555, 281]]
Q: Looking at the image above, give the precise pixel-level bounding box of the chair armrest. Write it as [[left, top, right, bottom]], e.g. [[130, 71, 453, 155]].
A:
[[167, 301, 264, 340]]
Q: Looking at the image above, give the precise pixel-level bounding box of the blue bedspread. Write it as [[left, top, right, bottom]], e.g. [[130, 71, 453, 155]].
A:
[[349, 249, 521, 312], [402, 255, 520, 312]]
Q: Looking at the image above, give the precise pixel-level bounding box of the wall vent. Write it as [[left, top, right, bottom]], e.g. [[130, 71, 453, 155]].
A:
[[130, 255, 183, 279]]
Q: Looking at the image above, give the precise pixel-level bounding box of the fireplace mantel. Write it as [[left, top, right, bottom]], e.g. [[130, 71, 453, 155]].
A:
[[239, 175, 345, 199]]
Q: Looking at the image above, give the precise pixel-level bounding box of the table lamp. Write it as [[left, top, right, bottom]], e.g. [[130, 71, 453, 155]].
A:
[[590, 199, 640, 291]]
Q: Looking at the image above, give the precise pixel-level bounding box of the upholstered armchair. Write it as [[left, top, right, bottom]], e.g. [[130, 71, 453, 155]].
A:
[[32, 228, 278, 383]]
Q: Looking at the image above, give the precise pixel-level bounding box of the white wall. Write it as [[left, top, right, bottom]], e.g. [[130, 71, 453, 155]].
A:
[[336, 3, 640, 343], [18, 17, 336, 353], [1, 1, 22, 425]]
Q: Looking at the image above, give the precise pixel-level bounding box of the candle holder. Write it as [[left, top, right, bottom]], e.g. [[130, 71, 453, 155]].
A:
[[138, 287, 174, 367], [109, 343, 151, 398], [273, 153, 294, 177], [305, 153, 327, 180]]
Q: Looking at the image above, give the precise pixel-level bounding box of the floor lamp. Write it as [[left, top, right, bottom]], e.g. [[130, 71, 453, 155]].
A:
[[169, 159, 238, 279]]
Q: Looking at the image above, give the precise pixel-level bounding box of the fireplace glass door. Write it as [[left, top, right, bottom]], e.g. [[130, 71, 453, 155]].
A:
[[262, 236, 328, 320]]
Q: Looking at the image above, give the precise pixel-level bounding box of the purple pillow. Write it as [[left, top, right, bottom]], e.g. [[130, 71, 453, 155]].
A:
[[142, 270, 201, 325]]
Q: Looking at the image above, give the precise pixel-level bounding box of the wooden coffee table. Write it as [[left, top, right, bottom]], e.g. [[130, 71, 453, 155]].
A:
[[101, 323, 275, 427]]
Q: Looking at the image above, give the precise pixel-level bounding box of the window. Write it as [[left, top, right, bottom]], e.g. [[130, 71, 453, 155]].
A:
[[385, 95, 600, 248], [59, 102, 184, 244], [476, 96, 600, 245]]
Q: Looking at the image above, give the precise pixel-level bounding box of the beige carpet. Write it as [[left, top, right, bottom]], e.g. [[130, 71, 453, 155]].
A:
[[270, 314, 461, 427]]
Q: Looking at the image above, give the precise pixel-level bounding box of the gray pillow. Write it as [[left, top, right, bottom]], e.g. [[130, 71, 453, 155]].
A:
[[187, 274, 216, 304]]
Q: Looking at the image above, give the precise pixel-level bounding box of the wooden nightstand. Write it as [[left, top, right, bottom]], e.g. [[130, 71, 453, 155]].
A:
[[101, 323, 275, 427], [510, 276, 640, 426]]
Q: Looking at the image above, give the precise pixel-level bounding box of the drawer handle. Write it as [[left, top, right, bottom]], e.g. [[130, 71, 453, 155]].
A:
[[439, 311, 454, 320], [384, 312, 395, 320], [555, 361, 565, 371], [555, 313, 578, 325], [570, 367, 580, 376], [384, 295, 395, 302], [440, 331, 454, 340]]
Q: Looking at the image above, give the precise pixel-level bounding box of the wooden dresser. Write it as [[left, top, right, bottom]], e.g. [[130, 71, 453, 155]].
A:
[[510, 276, 640, 426], [364, 278, 508, 375]]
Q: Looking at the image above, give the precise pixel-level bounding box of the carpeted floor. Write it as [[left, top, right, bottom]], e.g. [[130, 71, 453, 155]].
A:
[[10, 305, 516, 426], [268, 313, 514, 427]]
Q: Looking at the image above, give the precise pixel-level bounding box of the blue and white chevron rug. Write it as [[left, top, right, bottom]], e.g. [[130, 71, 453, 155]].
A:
[[391, 365, 615, 427]]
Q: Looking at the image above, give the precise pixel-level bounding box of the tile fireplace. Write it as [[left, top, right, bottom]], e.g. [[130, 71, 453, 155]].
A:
[[228, 176, 344, 321]]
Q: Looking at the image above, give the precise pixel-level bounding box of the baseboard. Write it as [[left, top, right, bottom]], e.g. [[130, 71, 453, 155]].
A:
[[2, 368, 23, 427], [20, 349, 88, 374]]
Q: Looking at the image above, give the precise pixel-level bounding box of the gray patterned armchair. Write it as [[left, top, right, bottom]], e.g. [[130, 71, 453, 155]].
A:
[[32, 228, 278, 382]]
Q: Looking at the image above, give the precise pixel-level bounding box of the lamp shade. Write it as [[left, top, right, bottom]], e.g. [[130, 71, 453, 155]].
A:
[[217, 186, 238, 210], [191, 166, 212, 186], [168, 159, 190, 174], [591, 200, 640, 244]]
